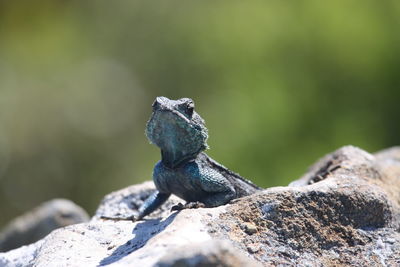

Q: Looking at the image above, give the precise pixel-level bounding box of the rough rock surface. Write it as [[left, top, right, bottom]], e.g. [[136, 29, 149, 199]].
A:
[[0, 145, 399, 266]]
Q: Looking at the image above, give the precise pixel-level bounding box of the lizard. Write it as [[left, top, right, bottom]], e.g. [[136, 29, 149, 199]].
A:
[[102, 97, 262, 221]]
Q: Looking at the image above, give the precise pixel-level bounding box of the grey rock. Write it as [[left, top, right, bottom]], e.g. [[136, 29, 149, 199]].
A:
[[0, 199, 89, 252], [155, 240, 262, 267], [1, 145, 399, 266], [0, 240, 43, 267], [242, 222, 258, 235]]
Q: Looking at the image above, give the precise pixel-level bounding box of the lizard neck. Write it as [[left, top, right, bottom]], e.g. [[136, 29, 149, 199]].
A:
[[161, 149, 199, 169]]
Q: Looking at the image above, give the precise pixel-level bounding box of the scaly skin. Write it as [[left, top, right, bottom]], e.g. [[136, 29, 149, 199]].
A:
[[135, 97, 261, 220], [101, 97, 261, 221]]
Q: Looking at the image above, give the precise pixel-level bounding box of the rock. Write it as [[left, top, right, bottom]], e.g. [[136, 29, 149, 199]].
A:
[[0, 199, 89, 252], [155, 240, 262, 267], [246, 242, 261, 254], [0, 240, 44, 267], [0, 145, 399, 266], [242, 222, 258, 235]]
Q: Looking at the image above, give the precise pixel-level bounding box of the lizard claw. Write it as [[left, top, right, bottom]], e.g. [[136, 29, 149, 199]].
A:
[[171, 203, 184, 211], [100, 215, 137, 222]]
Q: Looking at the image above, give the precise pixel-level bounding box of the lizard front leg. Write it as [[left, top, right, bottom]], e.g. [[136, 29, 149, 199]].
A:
[[100, 191, 170, 222], [137, 191, 171, 220]]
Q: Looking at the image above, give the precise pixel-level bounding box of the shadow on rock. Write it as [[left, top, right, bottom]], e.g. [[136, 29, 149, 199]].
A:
[[99, 212, 178, 266]]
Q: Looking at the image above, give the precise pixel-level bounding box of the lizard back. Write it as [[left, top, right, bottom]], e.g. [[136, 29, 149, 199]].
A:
[[198, 152, 262, 197]]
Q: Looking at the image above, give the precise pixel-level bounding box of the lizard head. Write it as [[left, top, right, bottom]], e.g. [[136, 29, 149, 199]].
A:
[[146, 96, 209, 168]]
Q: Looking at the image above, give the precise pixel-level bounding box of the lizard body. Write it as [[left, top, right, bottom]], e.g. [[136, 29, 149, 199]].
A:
[[135, 97, 261, 220], [101, 97, 261, 221]]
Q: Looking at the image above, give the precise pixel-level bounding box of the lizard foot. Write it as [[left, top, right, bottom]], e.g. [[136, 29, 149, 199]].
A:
[[171, 202, 205, 212], [184, 201, 206, 209], [170, 203, 184, 211], [100, 215, 137, 222]]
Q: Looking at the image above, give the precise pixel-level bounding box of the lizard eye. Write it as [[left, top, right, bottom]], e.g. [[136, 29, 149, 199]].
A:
[[186, 102, 194, 117], [177, 99, 194, 118]]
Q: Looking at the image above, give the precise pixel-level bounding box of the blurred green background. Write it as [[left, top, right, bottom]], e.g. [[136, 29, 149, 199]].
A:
[[0, 0, 399, 226]]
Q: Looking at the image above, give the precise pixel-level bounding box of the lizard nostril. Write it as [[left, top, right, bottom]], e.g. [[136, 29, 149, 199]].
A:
[[152, 100, 159, 109], [152, 99, 163, 111]]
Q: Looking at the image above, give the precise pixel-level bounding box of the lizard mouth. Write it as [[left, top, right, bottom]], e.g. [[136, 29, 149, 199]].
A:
[[146, 110, 197, 148]]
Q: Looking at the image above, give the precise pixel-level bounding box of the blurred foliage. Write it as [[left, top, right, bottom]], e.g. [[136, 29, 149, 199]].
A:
[[0, 0, 399, 226]]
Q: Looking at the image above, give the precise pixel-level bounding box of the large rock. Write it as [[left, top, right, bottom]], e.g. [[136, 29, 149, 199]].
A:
[[0, 145, 399, 266], [0, 199, 89, 252]]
